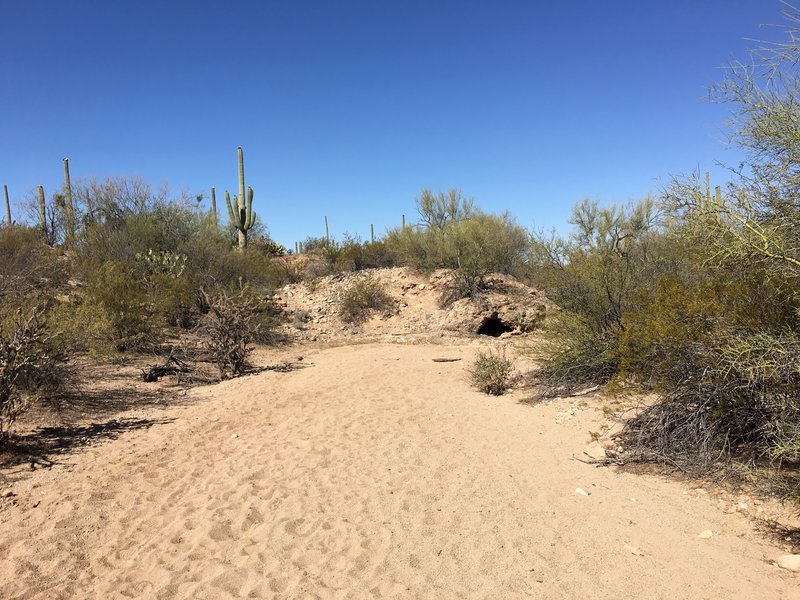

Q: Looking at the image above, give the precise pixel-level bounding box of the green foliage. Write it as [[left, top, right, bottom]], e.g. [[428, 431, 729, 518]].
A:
[[470, 347, 515, 395], [528, 198, 663, 394], [0, 225, 65, 297], [385, 190, 530, 297], [532, 312, 619, 397], [338, 272, 394, 323]]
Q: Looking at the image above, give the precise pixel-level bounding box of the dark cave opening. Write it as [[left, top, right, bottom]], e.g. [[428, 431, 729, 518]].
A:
[[476, 314, 513, 337]]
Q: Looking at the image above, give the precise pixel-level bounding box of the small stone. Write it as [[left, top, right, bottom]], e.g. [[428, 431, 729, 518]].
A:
[[736, 502, 749, 512], [624, 544, 644, 556], [698, 530, 714, 539], [418, 284, 426, 290], [231, 433, 239, 439], [776, 554, 800, 572], [1, 489, 14, 498], [575, 487, 591, 496]]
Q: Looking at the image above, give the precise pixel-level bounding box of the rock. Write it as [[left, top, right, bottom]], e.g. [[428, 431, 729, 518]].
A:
[[698, 530, 714, 539], [736, 502, 749, 512], [776, 554, 800, 572], [418, 284, 426, 290], [623, 544, 644, 556], [1, 489, 14, 498], [575, 487, 591, 496], [583, 442, 606, 460]]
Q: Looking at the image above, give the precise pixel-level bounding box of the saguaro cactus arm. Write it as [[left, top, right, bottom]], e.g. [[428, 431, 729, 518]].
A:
[[224, 189, 257, 230]]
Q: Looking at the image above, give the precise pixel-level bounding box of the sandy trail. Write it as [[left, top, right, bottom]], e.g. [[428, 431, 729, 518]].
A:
[[0, 342, 796, 599]]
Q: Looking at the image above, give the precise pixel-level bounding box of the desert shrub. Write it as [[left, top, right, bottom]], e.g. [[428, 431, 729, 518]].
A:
[[299, 236, 329, 253], [0, 305, 63, 445], [385, 190, 530, 301], [531, 312, 619, 397], [528, 198, 664, 394], [0, 225, 66, 297], [338, 272, 394, 323], [81, 260, 155, 351], [337, 235, 398, 271], [198, 287, 266, 379], [470, 347, 515, 395], [621, 331, 800, 474]]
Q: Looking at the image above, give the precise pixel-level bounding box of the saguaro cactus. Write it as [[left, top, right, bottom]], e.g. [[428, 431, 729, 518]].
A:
[[224, 147, 257, 249], [37, 186, 47, 238], [210, 187, 218, 225], [62, 158, 76, 242], [3, 185, 10, 226]]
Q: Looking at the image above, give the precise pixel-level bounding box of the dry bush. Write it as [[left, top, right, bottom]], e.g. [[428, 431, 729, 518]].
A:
[[0, 306, 62, 445], [620, 332, 800, 476], [338, 273, 394, 323], [198, 287, 264, 379], [470, 347, 515, 395]]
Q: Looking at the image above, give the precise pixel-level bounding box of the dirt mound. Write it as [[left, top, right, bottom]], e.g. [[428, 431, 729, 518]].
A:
[[272, 267, 552, 343]]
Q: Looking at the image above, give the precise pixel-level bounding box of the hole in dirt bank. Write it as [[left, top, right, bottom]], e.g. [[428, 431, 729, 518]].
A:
[[476, 314, 514, 337]]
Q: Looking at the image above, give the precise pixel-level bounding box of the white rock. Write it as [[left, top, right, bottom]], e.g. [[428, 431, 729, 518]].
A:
[[583, 442, 606, 460], [736, 502, 749, 511], [623, 544, 644, 556], [575, 487, 591, 496], [698, 530, 714, 539], [776, 554, 800, 572]]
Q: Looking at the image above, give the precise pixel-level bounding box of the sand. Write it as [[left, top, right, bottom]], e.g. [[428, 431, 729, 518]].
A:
[[0, 341, 797, 599]]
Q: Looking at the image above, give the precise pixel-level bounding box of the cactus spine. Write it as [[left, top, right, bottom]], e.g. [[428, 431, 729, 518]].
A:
[[224, 147, 256, 249], [3, 185, 10, 226]]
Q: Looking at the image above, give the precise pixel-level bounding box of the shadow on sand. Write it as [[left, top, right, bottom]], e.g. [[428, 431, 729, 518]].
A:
[[1, 416, 175, 471]]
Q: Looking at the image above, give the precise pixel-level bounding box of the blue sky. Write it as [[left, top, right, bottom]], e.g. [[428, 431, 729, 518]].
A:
[[0, 1, 789, 246]]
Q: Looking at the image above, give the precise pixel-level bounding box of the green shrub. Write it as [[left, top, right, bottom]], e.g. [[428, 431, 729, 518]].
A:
[[338, 273, 394, 323], [531, 312, 619, 398], [0, 225, 65, 297], [470, 347, 515, 395]]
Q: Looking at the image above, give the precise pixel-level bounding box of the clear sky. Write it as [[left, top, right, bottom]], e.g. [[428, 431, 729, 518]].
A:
[[0, 1, 789, 246]]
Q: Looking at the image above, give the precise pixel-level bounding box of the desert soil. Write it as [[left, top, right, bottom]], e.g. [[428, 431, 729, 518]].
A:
[[1, 337, 798, 599]]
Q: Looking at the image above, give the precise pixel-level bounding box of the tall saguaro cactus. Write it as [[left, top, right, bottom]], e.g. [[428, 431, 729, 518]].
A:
[[210, 187, 218, 225], [37, 186, 47, 238], [224, 146, 257, 249], [3, 185, 10, 226], [63, 158, 76, 242]]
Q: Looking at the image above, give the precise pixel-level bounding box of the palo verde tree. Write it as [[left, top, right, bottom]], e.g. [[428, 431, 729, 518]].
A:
[[666, 4, 800, 282]]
